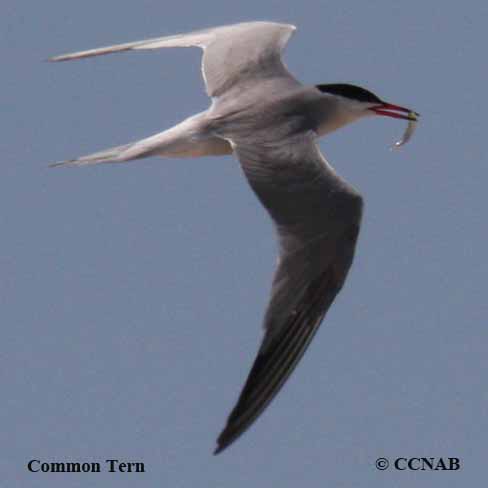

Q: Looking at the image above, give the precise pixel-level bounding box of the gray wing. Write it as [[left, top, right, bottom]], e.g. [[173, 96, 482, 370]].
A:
[[214, 133, 363, 454], [48, 21, 298, 97]]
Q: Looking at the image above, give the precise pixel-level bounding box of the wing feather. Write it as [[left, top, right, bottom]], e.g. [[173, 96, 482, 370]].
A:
[[215, 134, 363, 454], [48, 21, 298, 97]]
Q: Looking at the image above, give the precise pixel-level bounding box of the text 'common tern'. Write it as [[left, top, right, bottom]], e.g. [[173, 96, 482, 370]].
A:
[[49, 21, 419, 454]]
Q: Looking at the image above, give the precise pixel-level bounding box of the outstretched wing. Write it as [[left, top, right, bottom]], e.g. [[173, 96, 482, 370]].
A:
[[48, 21, 298, 97], [215, 133, 363, 454]]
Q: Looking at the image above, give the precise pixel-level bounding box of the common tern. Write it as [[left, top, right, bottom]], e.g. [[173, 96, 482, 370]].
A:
[[49, 21, 419, 454]]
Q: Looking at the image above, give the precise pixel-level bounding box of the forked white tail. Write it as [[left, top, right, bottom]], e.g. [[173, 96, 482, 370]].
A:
[[50, 112, 232, 167]]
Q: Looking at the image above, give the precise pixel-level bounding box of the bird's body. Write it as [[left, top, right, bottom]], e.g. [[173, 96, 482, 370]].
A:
[[49, 21, 418, 454]]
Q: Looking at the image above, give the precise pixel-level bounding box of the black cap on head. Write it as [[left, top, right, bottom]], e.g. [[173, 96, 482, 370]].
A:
[[316, 83, 382, 104]]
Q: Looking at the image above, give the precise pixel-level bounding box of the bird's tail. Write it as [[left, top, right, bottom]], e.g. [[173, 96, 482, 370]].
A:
[[49, 142, 137, 167], [49, 112, 233, 168]]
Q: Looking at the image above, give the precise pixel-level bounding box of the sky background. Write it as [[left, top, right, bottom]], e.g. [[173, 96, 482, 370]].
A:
[[2, 1, 487, 486]]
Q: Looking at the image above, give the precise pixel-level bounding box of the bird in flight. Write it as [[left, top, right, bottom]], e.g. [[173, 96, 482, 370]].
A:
[[49, 21, 419, 454]]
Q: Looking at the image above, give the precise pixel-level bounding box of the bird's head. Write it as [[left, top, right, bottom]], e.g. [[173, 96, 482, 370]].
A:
[[315, 83, 418, 134]]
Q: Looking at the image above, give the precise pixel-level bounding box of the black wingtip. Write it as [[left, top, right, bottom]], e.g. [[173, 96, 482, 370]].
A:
[[213, 430, 232, 455], [214, 423, 243, 455], [213, 444, 224, 456]]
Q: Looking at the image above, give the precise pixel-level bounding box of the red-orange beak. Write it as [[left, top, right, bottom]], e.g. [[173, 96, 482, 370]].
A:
[[370, 103, 419, 121]]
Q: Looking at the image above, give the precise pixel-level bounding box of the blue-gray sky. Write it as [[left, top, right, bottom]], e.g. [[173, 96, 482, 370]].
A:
[[2, 1, 487, 486]]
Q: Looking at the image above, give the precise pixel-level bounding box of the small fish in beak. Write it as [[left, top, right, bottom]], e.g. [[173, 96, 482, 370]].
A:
[[392, 111, 419, 148], [370, 103, 419, 148]]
